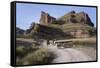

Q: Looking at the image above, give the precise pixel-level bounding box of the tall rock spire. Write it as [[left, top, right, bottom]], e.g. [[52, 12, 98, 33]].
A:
[[39, 11, 56, 25]]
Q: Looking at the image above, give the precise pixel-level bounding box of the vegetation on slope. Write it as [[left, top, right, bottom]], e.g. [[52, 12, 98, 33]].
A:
[[16, 45, 55, 65]]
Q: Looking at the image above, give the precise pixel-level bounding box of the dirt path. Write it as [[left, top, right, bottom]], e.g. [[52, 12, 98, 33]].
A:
[[48, 46, 96, 63]]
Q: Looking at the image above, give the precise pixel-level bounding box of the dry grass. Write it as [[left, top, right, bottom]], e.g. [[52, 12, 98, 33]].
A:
[[71, 38, 96, 45], [16, 48, 54, 65], [56, 38, 96, 48]]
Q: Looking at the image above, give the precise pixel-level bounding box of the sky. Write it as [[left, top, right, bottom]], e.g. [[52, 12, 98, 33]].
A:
[[16, 3, 97, 30]]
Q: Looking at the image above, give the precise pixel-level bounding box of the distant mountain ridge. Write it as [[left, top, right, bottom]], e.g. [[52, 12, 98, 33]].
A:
[[16, 27, 25, 37]]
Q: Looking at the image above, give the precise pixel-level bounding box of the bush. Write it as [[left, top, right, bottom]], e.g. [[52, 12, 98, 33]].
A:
[[16, 48, 54, 65], [16, 44, 39, 58], [16, 46, 27, 58]]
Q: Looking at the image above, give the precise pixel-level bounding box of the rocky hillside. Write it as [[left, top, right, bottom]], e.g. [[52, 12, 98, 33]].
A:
[[17, 11, 96, 39], [39, 11, 94, 27], [58, 11, 94, 27], [24, 23, 71, 39]]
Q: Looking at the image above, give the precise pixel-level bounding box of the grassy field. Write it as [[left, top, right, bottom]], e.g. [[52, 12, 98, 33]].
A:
[[55, 38, 96, 48], [71, 38, 96, 45]]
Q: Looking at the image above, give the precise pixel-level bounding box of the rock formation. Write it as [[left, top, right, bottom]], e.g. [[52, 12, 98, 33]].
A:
[[25, 22, 36, 34], [24, 23, 70, 39], [39, 11, 56, 25], [59, 11, 94, 27], [21, 11, 96, 39], [69, 29, 89, 38]]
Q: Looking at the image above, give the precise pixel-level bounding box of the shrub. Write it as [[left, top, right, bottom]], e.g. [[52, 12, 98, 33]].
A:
[[16, 48, 54, 65], [16, 44, 39, 58], [16, 46, 27, 58]]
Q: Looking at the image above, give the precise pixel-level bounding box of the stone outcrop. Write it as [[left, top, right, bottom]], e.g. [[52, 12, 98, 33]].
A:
[[69, 29, 89, 38], [25, 23, 36, 34], [59, 11, 94, 27], [77, 12, 94, 27], [39, 11, 56, 25]]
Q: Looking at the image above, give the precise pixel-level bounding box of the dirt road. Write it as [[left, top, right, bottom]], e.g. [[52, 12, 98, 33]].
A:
[[48, 46, 96, 63]]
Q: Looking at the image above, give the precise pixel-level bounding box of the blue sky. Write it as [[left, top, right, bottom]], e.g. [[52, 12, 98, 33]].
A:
[[16, 3, 96, 30]]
